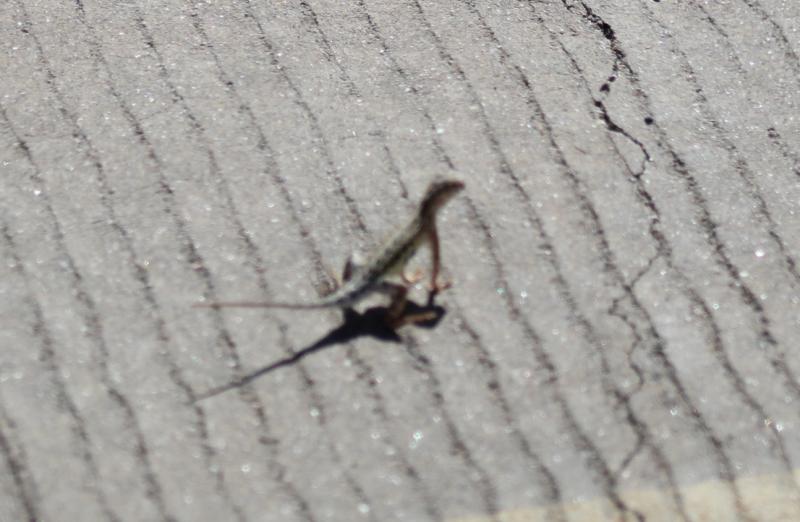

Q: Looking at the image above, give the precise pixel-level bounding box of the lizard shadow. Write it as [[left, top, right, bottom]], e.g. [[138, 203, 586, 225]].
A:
[[194, 298, 446, 402]]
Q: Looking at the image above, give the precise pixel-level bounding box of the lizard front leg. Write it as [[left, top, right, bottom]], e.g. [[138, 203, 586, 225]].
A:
[[427, 224, 452, 297]]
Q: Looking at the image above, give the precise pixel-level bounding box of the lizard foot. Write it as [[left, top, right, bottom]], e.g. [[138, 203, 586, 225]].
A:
[[317, 267, 340, 297], [427, 278, 452, 294], [402, 268, 425, 285], [385, 310, 439, 329]]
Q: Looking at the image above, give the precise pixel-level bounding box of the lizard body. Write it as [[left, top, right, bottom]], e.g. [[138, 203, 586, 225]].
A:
[[197, 178, 464, 319]]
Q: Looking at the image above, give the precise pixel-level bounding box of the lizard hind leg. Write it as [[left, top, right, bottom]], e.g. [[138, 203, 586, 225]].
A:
[[383, 282, 409, 329], [342, 250, 367, 283], [382, 282, 438, 329]]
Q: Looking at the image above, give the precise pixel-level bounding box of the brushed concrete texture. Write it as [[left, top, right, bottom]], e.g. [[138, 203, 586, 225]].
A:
[[1, 0, 800, 521]]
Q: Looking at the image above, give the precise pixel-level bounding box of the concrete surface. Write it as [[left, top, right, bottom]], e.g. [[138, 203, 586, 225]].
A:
[[1, 0, 800, 521]]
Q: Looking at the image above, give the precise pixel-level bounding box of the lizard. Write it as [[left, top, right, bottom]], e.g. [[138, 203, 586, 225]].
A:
[[195, 177, 465, 327]]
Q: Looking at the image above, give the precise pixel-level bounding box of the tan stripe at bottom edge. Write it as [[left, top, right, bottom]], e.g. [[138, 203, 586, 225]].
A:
[[451, 469, 800, 522]]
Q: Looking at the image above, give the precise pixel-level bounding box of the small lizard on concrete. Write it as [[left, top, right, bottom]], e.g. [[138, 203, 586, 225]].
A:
[[196, 177, 464, 326]]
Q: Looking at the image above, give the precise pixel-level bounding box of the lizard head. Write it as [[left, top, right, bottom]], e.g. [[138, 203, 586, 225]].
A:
[[420, 177, 465, 217]]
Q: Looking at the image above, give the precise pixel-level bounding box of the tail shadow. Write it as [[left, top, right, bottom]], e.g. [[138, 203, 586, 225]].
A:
[[194, 299, 446, 402]]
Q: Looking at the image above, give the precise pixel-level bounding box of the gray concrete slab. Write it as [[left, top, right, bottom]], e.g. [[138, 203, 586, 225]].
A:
[[2, 0, 800, 520]]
